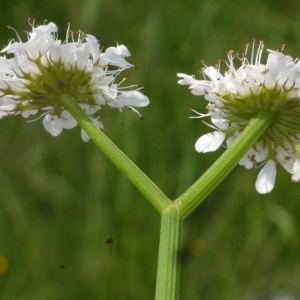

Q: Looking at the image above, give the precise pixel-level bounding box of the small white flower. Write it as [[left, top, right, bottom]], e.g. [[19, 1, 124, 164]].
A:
[[179, 41, 300, 193], [0, 20, 149, 140]]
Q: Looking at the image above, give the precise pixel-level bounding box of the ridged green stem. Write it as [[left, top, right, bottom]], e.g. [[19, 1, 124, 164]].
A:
[[155, 207, 182, 300], [175, 111, 275, 218], [59, 93, 171, 213]]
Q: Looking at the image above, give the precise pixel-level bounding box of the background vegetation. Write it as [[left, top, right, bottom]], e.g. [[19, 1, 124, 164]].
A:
[[1, 0, 300, 299]]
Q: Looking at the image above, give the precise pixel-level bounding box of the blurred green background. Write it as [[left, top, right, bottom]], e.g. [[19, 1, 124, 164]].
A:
[[1, 0, 300, 299]]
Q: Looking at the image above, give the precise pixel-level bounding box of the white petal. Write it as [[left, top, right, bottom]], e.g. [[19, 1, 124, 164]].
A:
[[42, 114, 63, 136], [225, 136, 236, 147], [255, 160, 277, 194], [85, 34, 101, 63], [60, 110, 77, 129], [239, 156, 254, 169], [29, 22, 58, 41], [100, 47, 133, 68], [0, 97, 16, 114], [22, 109, 38, 118], [292, 158, 300, 182], [189, 82, 212, 96], [177, 73, 202, 85], [203, 66, 223, 83], [254, 141, 268, 162], [115, 91, 149, 107], [81, 129, 90, 142], [195, 131, 225, 153], [239, 148, 257, 169], [116, 44, 131, 57], [277, 146, 294, 174], [211, 118, 228, 130], [266, 50, 292, 78]]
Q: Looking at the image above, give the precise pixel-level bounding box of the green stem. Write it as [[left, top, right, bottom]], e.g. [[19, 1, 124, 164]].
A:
[[59, 93, 170, 213], [175, 111, 275, 218], [60, 94, 275, 300], [155, 206, 182, 300]]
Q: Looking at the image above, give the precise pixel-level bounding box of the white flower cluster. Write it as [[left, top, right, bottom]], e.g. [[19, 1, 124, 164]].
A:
[[178, 42, 300, 194], [0, 21, 149, 141]]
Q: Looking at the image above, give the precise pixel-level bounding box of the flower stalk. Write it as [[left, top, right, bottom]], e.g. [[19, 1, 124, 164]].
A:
[[155, 207, 182, 300], [60, 93, 275, 300], [59, 93, 170, 213], [176, 110, 275, 218]]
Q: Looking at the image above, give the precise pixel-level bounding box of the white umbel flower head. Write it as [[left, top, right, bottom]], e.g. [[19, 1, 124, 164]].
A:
[[178, 41, 300, 193], [0, 20, 149, 141]]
